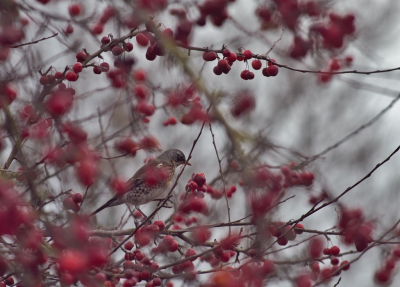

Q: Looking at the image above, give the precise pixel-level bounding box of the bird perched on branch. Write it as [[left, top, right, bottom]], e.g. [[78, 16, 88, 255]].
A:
[[90, 149, 190, 216]]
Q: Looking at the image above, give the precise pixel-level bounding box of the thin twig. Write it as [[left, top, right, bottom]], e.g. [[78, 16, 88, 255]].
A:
[[301, 93, 400, 167], [265, 27, 286, 56], [10, 33, 58, 48], [209, 123, 231, 235]]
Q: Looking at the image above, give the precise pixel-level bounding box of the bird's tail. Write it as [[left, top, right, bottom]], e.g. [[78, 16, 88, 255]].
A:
[[90, 196, 120, 216]]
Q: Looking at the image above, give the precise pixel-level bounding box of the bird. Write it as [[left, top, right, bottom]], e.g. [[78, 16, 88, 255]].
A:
[[90, 149, 190, 216]]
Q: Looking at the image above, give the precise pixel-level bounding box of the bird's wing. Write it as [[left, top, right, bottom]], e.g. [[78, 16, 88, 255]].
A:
[[124, 174, 144, 192], [90, 159, 162, 216], [124, 159, 164, 191]]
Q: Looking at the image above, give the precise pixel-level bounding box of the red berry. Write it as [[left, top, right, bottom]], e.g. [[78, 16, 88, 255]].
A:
[[172, 265, 182, 275], [218, 59, 229, 70], [76, 51, 87, 62], [330, 58, 341, 71], [385, 259, 396, 270], [141, 270, 150, 280], [251, 59, 262, 70], [295, 274, 311, 287], [188, 181, 198, 191], [40, 76, 49, 85], [393, 249, 400, 258], [55, 71, 63, 79], [323, 248, 331, 255], [136, 33, 149, 46], [309, 237, 323, 258], [213, 66, 222, 75], [65, 71, 78, 81], [168, 116, 177, 125], [20, 17, 29, 26], [65, 24, 74, 34], [46, 90, 74, 117], [93, 66, 102, 74], [72, 193, 83, 204], [185, 248, 197, 259], [231, 92, 255, 117], [73, 62, 83, 73], [345, 55, 353, 66], [318, 73, 332, 83], [266, 65, 279, 76], [247, 71, 255, 80], [168, 241, 178, 252], [112, 45, 123, 56], [330, 246, 340, 256], [133, 69, 146, 81], [243, 50, 252, 59], [125, 42, 134, 52], [330, 256, 339, 265], [91, 23, 104, 35], [320, 268, 332, 280], [262, 67, 270, 77], [58, 249, 88, 274], [69, 4, 82, 16], [222, 48, 231, 57], [203, 52, 217, 61], [154, 220, 165, 231], [220, 251, 230, 262], [375, 269, 390, 283], [100, 62, 110, 72], [122, 260, 135, 270], [340, 260, 350, 271], [136, 101, 155, 116], [240, 70, 249, 80], [193, 173, 206, 187], [163, 235, 174, 247], [163, 28, 173, 38], [146, 45, 157, 61], [135, 252, 144, 261], [294, 223, 304, 234], [101, 36, 110, 45], [355, 239, 368, 252], [277, 236, 288, 246], [262, 260, 275, 275], [228, 52, 237, 62], [268, 58, 276, 66], [124, 241, 134, 251]]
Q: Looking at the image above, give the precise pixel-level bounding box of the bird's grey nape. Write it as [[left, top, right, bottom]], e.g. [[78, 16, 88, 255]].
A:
[[157, 149, 186, 165]]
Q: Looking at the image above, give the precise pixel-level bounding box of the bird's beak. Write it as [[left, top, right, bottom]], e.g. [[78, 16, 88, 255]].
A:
[[185, 162, 192, 166]]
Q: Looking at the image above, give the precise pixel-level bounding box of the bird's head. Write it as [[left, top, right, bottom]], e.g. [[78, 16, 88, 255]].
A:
[[157, 149, 191, 167]]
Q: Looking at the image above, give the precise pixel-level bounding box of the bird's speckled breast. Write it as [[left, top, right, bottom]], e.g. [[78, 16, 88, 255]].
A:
[[124, 164, 176, 206]]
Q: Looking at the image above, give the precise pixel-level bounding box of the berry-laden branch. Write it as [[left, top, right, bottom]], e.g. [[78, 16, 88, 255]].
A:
[[36, 28, 146, 103], [177, 43, 400, 76], [313, 218, 400, 286]]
